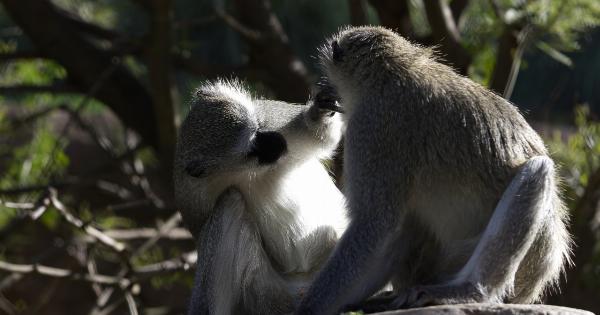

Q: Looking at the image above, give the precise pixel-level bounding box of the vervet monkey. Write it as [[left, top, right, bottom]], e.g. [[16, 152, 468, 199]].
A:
[[295, 26, 571, 314], [174, 80, 347, 315]]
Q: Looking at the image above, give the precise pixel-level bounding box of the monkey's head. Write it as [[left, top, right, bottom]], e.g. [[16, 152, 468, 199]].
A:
[[317, 26, 430, 114], [175, 79, 342, 182]]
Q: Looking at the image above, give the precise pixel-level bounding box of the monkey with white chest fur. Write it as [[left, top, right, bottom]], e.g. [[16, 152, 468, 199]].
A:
[[296, 26, 572, 314], [174, 80, 347, 315]]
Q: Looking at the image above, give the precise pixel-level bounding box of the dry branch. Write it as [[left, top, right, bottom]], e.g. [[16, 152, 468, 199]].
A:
[[0, 261, 130, 287]]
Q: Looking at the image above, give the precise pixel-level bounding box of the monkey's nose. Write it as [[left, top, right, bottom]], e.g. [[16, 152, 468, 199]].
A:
[[332, 40, 343, 62]]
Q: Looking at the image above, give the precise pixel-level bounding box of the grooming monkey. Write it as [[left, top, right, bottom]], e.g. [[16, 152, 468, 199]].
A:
[[295, 26, 571, 314], [174, 80, 347, 315]]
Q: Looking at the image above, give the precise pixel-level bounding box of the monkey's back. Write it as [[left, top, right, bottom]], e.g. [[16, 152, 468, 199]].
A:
[[341, 34, 550, 266]]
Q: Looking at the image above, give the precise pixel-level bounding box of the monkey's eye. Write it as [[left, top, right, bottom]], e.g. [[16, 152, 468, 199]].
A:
[[248, 131, 287, 165], [332, 40, 344, 62]]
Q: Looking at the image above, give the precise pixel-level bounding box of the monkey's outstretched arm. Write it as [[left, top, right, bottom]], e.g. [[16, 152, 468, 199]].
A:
[[294, 214, 402, 314], [189, 189, 295, 315], [294, 169, 409, 315]]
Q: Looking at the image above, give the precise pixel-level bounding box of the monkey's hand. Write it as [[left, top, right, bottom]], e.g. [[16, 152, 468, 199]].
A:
[[313, 77, 343, 114]]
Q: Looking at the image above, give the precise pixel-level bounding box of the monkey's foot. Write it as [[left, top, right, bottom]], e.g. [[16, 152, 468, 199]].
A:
[[393, 283, 486, 309]]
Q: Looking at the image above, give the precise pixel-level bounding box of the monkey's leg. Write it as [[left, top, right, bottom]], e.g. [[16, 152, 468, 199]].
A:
[[509, 192, 571, 303], [189, 189, 295, 315], [398, 156, 561, 308]]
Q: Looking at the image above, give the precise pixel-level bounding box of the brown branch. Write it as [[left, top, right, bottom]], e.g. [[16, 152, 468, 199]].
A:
[[488, 24, 531, 97], [423, 0, 471, 75], [145, 0, 177, 171]]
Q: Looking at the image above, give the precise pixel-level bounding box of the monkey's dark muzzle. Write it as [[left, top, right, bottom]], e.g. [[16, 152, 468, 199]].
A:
[[315, 79, 344, 114], [317, 99, 344, 113]]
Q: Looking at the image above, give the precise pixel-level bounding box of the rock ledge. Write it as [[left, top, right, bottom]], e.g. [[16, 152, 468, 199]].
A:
[[371, 303, 593, 315]]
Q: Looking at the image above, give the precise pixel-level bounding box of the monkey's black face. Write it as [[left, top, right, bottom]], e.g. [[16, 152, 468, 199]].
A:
[[247, 131, 287, 165]]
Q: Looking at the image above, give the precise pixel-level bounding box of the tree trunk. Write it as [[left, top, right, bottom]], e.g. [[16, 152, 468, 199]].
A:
[[146, 0, 177, 173]]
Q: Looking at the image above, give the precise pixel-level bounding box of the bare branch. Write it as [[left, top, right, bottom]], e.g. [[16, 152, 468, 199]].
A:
[[124, 291, 139, 315], [132, 212, 182, 258], [0, 200, 34, 209], [423, 0, 471, 75], [0, 260, 131, 287], [48, 188, 128, 253], [133, 251, 196, 276], [79, 228, 192, 242]]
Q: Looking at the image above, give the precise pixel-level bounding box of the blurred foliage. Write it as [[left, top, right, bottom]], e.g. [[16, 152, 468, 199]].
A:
[[549, 106, 600, 200], [0, 111, 69, 228]]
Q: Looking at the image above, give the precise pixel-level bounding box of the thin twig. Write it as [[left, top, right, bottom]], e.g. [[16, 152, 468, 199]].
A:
[[49, 188, 127, 253], [79, 228, 192, 242], [0, 261, 130, 287], [133, 251, 197, 276], [123, 292, 139, 315]]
